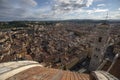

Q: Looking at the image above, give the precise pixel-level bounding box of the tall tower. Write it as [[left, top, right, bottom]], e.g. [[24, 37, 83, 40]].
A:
[[89, 23, 110, 71]]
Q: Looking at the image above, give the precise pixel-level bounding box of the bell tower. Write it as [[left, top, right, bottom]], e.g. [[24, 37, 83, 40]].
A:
[[89, 23, 110, 71]]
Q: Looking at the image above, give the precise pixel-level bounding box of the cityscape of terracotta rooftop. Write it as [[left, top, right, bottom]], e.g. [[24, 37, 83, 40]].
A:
[[0, 22, 120, 80]]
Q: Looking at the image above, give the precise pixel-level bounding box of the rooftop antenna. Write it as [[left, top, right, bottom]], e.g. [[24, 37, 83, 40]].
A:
[[106, 12, 109, 20], [105, 12, 109, 24], [102, 12, 109, 25]]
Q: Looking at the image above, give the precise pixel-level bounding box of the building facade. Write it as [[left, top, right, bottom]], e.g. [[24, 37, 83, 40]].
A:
[[89, 23, 110, 71]]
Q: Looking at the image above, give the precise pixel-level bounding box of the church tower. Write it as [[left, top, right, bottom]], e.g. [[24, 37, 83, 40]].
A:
[[89, 23, 110, 71]]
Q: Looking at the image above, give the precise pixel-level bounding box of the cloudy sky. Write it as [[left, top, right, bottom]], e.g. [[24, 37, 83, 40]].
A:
[[0, 0, 120, 21]]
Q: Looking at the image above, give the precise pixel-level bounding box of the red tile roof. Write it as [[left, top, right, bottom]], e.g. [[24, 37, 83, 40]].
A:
[[0, 61, 91, 80], [7, 66, 90, 80]]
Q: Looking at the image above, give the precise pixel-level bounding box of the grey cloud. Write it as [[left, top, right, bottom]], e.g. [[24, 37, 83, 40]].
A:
[[0, 0, 37, 20], [18, 0, 37, 7], [115, 15, 120, 18], [52, 0, 93, 13], [0, 0, 13, 9]]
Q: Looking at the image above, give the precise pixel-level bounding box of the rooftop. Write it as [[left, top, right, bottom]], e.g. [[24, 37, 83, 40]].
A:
[[0, 61, 119, 80]]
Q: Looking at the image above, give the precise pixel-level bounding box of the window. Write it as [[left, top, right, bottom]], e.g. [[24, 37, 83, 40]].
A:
[[94, 54, 98, 58], [95, 48, 100, 51], [98, 37, 102, 42]]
